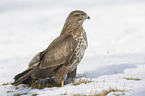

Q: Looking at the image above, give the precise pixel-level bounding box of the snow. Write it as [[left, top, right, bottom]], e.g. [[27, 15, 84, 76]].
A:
[[0, 0, 145, 96]]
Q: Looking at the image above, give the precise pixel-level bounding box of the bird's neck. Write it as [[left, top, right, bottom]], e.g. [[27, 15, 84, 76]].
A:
[[60, 20, 82, 35]]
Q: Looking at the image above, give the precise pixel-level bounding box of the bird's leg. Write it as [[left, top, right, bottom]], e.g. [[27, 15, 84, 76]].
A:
[[67, 67, 77, 83], [61, 79, 64, 87], [39, 79, 46, 88]]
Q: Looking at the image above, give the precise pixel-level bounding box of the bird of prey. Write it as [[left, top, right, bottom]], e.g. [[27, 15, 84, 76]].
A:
[[12, 10, 90, 87]]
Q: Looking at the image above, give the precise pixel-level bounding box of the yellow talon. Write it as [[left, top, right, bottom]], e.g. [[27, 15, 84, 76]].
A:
[[61, 80, 64, 87]]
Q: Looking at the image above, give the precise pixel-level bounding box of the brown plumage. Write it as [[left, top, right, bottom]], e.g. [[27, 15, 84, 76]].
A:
[[12, 10, 89, 88]]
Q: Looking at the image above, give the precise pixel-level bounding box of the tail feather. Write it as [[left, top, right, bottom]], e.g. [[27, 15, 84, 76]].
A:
[[12, 69, 33, 85], [14, 69, 31, 81]]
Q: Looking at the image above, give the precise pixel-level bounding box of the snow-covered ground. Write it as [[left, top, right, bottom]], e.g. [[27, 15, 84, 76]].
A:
[[0, 0, 145, 96]]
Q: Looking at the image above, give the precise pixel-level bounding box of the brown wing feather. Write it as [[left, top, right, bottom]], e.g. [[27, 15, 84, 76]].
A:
[[41, 35, 77, 68], [31, 34, 77, 79]]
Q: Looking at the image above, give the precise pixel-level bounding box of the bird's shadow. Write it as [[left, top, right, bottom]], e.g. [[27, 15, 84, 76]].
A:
[[77, 63, 138, 78]]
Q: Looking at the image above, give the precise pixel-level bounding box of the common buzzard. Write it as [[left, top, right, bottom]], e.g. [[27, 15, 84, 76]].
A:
[[12, 10, 90, 87]]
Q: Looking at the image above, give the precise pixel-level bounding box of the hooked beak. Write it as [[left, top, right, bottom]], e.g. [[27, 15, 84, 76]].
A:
[[86, 15, 90, 20]]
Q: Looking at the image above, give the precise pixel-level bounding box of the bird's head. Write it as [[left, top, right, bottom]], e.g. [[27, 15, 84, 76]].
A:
[[67, 10, 90, 24], [61, 10, 90, 35]]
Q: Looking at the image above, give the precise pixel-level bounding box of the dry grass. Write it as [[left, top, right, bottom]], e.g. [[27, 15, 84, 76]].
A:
[[123, 77, 141, 81], [13, 93, 28, 96], [2, 82, 9, 86], [73, 78, 93, 86]]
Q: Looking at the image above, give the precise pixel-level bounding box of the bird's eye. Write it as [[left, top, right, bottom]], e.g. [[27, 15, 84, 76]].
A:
[[80, 14, 85, 15], [74, 14, 85, 17], [74, 14, 80, 16]]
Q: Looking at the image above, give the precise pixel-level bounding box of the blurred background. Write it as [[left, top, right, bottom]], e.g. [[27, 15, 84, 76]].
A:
[[0, 0, 145, 60], [0, 0, 145, 95]]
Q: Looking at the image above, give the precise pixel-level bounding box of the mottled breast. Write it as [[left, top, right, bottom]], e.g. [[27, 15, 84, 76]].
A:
[[68, 27, 88, 72]]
